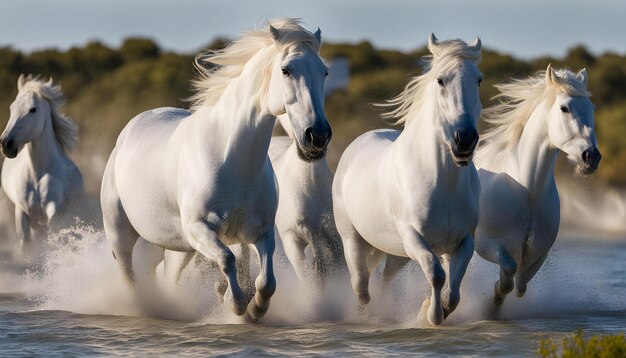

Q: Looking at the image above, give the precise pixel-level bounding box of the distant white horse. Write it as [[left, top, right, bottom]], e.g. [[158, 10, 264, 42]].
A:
[[0, 75, 82, 253], [474, 65, 601, 306], [269, 114, 344, 282], [333, 34, 482, 326], [101, 18, 331, 320]]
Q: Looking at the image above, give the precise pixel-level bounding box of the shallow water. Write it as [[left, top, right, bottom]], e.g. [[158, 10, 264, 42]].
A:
[[0, 227, 624, 357]]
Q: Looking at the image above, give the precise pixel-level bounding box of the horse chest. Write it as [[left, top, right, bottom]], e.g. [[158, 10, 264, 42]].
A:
[[395, 177, 479, 252]]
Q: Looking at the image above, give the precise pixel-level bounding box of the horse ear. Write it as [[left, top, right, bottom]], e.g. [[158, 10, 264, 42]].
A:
[[269, 25, 280, 42], [545, 64, 555, 85], [428, 32, 439, 52], [427, 33, 439, 55], [469, 36, 481, 50], [314, 27, 322, 44], [17, 74, 25, 91], [577, 68, 588, 86]]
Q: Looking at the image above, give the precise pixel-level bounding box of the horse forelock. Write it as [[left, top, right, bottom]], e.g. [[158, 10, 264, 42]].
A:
[[376, 39, 482, 126]]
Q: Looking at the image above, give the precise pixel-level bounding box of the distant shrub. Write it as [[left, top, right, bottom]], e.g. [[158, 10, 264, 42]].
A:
[[538, 330, 626, 358]]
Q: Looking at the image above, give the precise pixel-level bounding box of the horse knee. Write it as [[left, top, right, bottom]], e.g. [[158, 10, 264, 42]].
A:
[[217, 251, 237, 273]]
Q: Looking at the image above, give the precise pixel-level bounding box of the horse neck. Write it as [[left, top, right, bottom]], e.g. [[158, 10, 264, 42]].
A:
[[25, 111, 65, 175], [190, 73, 276, 181], [287, 142, 332, 192], [514, 106, 558, 197]]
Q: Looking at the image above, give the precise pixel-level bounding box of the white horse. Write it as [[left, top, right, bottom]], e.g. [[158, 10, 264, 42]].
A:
[[0, 75, 82, 254], [332, 34, 482, 326], [269, 114, 344, 282], [473, 65, 601, 306], [101, 18, 331, 320]]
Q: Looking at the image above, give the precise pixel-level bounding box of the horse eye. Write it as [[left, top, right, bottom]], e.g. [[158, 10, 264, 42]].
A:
[[478, 78, 483, 87], [560, 106, 569, 113], [325, 71, 329, 77], [29, 107, 36, 113], [281, 68, 290, 77], [437, 78, 445, 87]]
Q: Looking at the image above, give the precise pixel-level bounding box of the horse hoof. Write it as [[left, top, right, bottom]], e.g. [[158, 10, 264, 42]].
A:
[[358, 291, 370, 306], [224, 287, 247, 316], [421, 298, 444, 326]]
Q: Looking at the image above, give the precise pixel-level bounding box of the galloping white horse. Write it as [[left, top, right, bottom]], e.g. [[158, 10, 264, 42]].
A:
[[333, 34, 482, 326], [474, 65, 601, 306], [101, 19, 331, 320], [269, 114, 344, 282], [0, 75, 82, 253]]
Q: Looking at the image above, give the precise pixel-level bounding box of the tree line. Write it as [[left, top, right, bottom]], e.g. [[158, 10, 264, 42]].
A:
[[0, 38, 624, 192]]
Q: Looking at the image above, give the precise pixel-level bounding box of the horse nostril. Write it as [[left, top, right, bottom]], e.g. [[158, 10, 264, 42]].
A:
[[455, 128, 478, 152], [305, 127, 314, 145], [583, 149, 590, 163], [324, 128, 333, 147], [6, 139, 13, 150]]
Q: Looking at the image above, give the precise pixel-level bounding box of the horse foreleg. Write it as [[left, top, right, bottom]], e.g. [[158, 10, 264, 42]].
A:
[[343, 230, 375, 306], [187, 221, 246, 316], [246, 231, 277, 321], [403, 230, 446, 326], [514, 252, 548, 297], [235, 243, 254, 301], [281, 231, 308, 281], [442, 233, 474, 318], [15, 208, 32, 257]]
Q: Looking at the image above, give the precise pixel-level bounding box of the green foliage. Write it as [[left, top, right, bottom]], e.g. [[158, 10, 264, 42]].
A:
[[120, 38, 160, 62], [538, 330, 626, 358], [1, 39, 626, 192]]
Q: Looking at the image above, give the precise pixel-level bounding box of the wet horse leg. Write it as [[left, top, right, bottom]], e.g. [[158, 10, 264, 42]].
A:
[[15, 208, 32, 257], [403, 229, 446, 326], [281, 231, 308, 281], [246, 231, 277, 321], [187, 221, 247, 316], [514, 252, 548, 297], [442, 233, 474, 318]]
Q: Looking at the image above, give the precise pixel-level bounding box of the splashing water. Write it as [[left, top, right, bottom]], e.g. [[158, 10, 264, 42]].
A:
[[0, 221, 620, 327]]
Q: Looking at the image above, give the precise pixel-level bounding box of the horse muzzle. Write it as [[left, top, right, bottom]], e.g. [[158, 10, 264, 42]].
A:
[[1, 138, 18, 158], [451, 127, 478, 167], [296, 123, 332, 162], [579, 146, 602, 175]]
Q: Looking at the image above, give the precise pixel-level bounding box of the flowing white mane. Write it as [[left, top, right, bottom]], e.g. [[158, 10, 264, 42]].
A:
[[377, 39, 482, 125], [477, 68, 591, 159], [189, 18, 321, 111], [18, 75, 78, 153]]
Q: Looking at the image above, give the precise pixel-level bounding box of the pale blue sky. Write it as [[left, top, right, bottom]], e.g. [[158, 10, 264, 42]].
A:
[[2, 0, 625, 58]]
